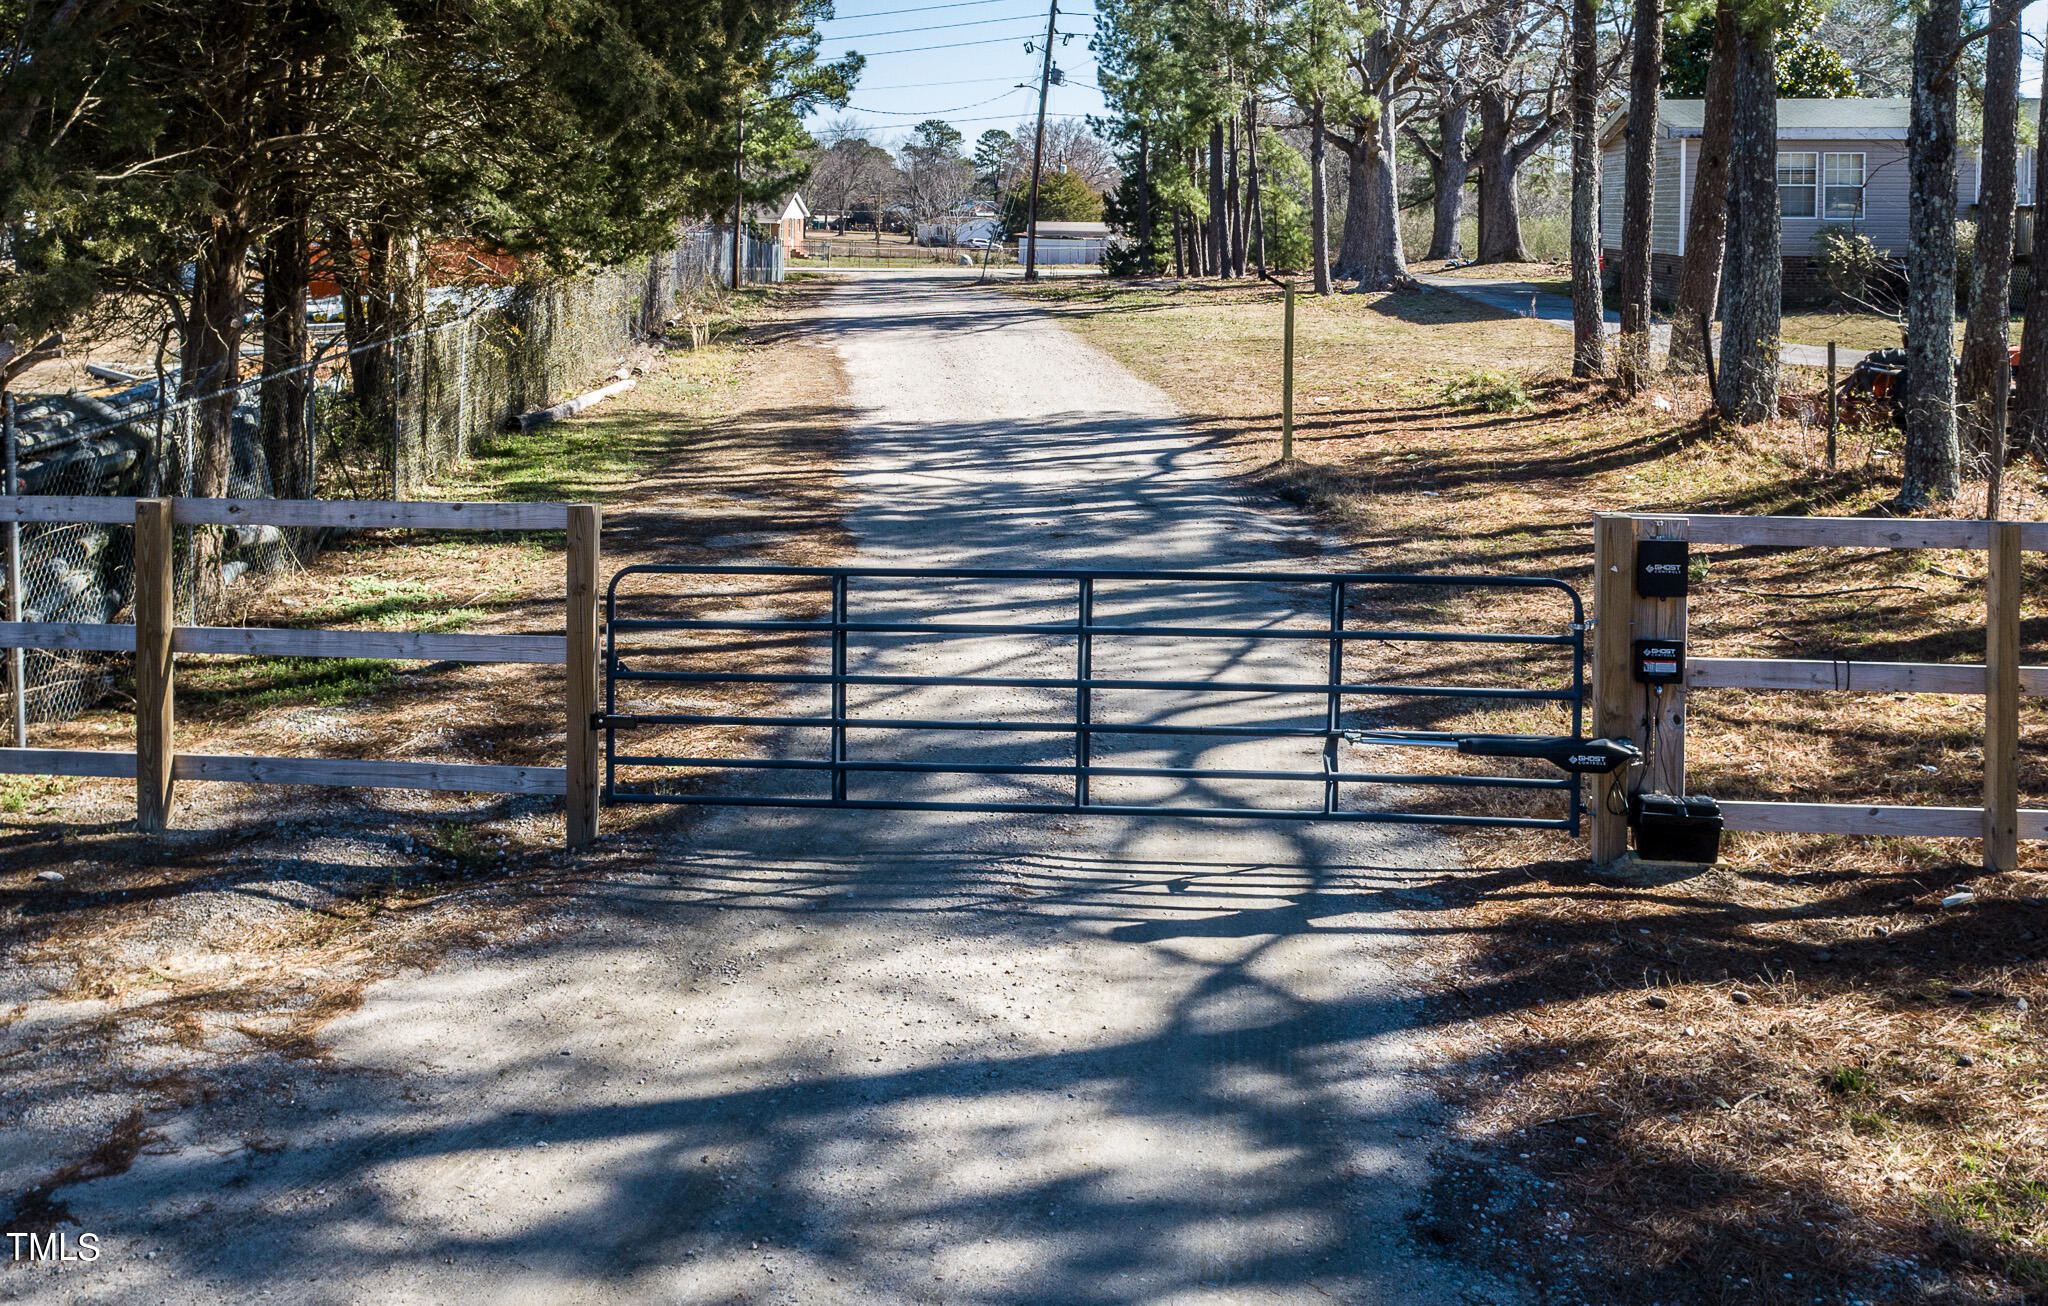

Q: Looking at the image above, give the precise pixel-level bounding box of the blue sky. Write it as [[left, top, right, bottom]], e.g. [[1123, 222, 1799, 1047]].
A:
[[804, 3, 2048, 149], [805, 0, 1108, 147]]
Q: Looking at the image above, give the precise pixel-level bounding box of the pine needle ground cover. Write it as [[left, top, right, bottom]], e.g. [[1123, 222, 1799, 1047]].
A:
[[1017, 276, 2046, 1303]]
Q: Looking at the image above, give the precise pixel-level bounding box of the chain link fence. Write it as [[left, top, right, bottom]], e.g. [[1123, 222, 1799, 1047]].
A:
[[1, 224, 782, 728]]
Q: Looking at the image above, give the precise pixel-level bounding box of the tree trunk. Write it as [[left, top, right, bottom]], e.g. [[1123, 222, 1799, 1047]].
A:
[[1347, 110, 1407, 290], [1310, 99, 1333, 294], [1615, 0, 1663, 392], [1715, 21, 1780, 421], [1474, 10, 1529, 264], [183, 215, 252, 620], [1424, 98, 1472, 260], [1670, 0, 1737, 374], [2012, 67, 2048, 456], [1208, 121, 1227, 276], [1900, 0, 1961, 507], [1172, 208, 1185, 277], [1570, 0, 1604, 377], [1958, 0, 2022, 453], [1245, 98, 1267, 277], [1220, 114, 1236, 276], [1136, 127, 1153, 273], [259, 193, 312, 503], [1333, 138, 1371, 280]]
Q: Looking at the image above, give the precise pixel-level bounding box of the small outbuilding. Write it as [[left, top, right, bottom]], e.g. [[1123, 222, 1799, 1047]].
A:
[[1021, 221, 1110, 265]]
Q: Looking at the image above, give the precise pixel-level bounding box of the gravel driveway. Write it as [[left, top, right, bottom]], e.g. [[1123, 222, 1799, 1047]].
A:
[[19, 273, 1520, 1304]]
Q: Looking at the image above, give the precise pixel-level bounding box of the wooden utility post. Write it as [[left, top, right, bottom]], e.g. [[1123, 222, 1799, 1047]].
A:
[[1984, 519, 2021, 872], [1590, 514, 1635, 864], [1281, 282, 1296, 463], [565, 504, 602, 849], [134, 498, 175, 832], [1021, 0, 1058, 282]]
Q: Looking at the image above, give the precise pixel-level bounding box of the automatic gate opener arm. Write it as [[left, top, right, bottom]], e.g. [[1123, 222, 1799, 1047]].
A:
[[1340, 731, 1643, 775]]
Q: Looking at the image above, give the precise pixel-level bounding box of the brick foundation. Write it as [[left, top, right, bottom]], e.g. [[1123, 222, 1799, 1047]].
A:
[[1643, 252, 1832, 306]]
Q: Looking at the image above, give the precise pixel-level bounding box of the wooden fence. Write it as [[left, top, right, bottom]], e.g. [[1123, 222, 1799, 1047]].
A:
[[1590, 513, 2045, 871], [0, 496, 602, 848]]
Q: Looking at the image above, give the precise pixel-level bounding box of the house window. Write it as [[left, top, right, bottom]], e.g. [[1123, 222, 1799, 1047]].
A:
[[1822, 152, 1865, 219], [1778, 152, 1819, 218]]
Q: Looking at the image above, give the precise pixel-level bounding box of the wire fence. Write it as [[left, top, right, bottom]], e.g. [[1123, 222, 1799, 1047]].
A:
[[0, 223, 783, 729]]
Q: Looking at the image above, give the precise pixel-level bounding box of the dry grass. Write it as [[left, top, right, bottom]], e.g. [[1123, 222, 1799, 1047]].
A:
[[1015, 275, 2047, 1302], [0, 281, 851, 1208]]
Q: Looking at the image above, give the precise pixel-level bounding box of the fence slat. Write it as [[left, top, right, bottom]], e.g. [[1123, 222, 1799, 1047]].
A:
[[173, 627, 566, 664], [0, 622, 137, 652], [1718, 800, 1986, 837], [169, 497, 571, 531], [1672, 514, 2048, 551], [0, 747, 138, 778], [0, 495, 137, 524], [1688, 656, 2048, 696], [2021, 810, 2048, 841], [172, 754, 568, 796]]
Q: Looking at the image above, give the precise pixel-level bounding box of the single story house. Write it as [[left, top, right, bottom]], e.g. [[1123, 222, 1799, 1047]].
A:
[[752, 193, 810, 256], [1020, 220, 1111, 265], [1599, 98, 1926, 301], [916, 208, 1002, 246]]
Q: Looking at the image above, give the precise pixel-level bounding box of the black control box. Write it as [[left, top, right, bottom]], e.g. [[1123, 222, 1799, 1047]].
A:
[[1633, 638, 1685, 685], [1628, 791, 1723, 864], [1635, 539, 1689, 598]]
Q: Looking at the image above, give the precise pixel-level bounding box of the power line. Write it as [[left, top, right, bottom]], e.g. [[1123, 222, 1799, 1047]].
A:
[[833, 31, 1050, 54], [822, 0, 1091, 19], [852, 76, 1022, 88], [826, 14, 1056, 38], [845, 89, 1029, 115]]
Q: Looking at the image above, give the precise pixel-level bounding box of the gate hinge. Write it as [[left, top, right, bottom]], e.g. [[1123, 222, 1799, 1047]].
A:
[[589, 711, 607, 732]]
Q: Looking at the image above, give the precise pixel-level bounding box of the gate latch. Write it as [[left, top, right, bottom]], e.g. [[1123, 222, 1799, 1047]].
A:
[[1343, 731, 1643, 775]]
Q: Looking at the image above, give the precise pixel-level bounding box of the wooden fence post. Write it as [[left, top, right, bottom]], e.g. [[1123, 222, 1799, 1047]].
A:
[[134, 498, 174, 832], [565, 504, 601, 849], [1637, 517, 1689, 796], [1281, 281, 1296, 464], [1591, 514, 1636, 865], [1984, 519, 2021, 872]]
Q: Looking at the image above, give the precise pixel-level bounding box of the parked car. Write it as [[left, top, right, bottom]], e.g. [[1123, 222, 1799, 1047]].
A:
[[963, 237, 998, 250]]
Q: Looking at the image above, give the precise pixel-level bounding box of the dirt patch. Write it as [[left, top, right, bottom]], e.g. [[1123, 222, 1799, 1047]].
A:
[[1015, 276, 2047, 1302], [0, 280, 851, 1223]]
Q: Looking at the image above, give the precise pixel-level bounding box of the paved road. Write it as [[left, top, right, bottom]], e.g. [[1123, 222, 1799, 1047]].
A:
[[26, 274, 1524, 1305], [1412, 271, 1868, 369]]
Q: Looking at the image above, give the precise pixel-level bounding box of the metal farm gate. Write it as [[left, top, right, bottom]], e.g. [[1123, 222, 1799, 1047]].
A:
[[599, 565, 1636, 829]]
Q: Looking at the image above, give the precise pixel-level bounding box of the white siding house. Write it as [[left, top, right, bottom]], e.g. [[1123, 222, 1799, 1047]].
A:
[[1020, 221, 1111, 265], [1599, 98, 1916, 300]]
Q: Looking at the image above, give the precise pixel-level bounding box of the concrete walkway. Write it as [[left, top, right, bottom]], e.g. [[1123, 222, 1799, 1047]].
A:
[[27, 274, 1525, 1304], [1412, 271, 1868, 370]]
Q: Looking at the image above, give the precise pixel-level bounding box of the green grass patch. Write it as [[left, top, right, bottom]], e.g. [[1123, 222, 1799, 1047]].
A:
[[1441, 368, 1533, 413], [179, 656, 404, 711]]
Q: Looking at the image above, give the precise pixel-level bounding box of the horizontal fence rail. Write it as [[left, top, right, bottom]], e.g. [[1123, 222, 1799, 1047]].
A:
[[603, 563, 1587, 830], [0, 495, 601, 847], [1593, 513, 2042, 870]]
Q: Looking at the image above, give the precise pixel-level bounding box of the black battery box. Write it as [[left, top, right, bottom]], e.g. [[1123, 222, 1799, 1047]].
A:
[[1627, 791, 1723, 864]]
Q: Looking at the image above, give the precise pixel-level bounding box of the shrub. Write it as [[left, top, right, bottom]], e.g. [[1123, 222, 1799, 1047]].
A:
[[1813, 224, 1896, 309], [1441, 368, 1531, 413]]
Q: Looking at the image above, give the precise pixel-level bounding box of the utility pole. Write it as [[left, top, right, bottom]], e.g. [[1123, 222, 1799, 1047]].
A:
[[732, 97, 746, 292], [1023, 0, 1058, 281]]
